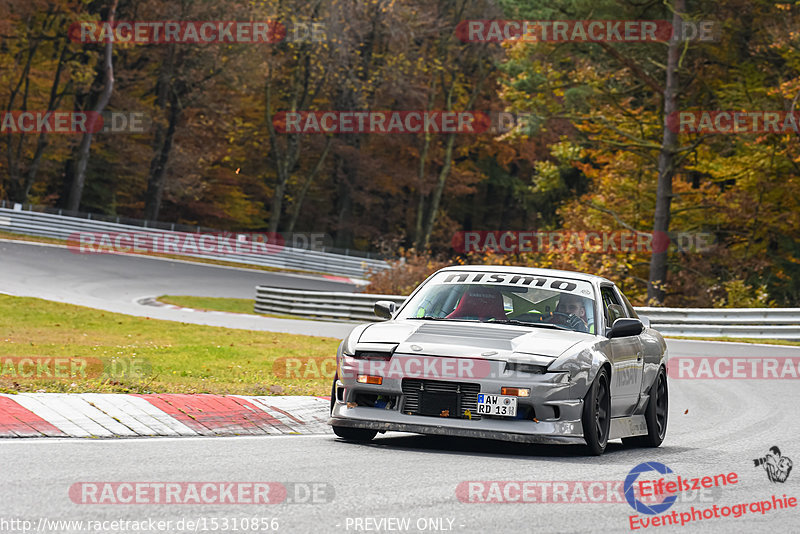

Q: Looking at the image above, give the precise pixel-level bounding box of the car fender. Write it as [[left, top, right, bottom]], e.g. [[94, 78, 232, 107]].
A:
[[548, 343, 610, 399], [336, 323, 371, 367], [639, 327, 668, 394]]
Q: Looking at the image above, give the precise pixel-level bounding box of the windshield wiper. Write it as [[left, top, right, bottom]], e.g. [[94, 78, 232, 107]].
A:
[[408, 316, 477, 322], [487, 319, 570, 330]]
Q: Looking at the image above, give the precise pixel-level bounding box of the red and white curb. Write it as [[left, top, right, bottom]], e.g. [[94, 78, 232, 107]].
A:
[[0, 393, 331, 438]]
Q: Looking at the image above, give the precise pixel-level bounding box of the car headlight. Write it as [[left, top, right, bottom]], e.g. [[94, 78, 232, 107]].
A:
[[352, 351, 392, 361], [506, 362, 547, 374]]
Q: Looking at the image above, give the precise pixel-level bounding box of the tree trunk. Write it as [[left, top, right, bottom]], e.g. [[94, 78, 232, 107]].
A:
[[287, 137, 331, 233], [264, 66, 301, 234], [66, 0, 117, 212], [142, 96, 179, 221], [647, 0, 685, 304], [23, 38, 71, 201], [5, 35, 41, 201], [143, 46, 178, 221], [413, 79, 437, 249], [420, 131, 456, 249], [418, 69, 485, 249]]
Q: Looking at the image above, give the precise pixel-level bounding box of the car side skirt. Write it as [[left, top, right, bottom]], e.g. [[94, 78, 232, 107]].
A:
[[609, 415, 649, 440]]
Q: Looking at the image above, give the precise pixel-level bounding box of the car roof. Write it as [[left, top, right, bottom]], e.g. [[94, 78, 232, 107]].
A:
[[435, 264, 613, 285]]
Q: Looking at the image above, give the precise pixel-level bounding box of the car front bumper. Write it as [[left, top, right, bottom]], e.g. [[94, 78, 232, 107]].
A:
[[329, 353, 589, 445], [329, 405, 586, 445]]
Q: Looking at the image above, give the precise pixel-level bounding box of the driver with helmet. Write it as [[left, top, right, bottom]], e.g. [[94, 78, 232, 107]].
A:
[[552, 294, 594, 333]]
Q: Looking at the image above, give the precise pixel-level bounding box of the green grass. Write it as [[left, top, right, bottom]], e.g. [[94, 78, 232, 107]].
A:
[[158, 295, 256, 314], [156, 295, 314, 321], [0, 294, 339, 395], [667, 336, 800, 346]]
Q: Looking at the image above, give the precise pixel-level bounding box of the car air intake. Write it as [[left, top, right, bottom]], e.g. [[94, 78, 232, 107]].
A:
[[401, 379, 481, 420]]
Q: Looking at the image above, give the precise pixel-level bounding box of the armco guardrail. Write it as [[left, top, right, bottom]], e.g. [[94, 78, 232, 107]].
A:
[[254, 288, 800, 339], [0, 206, 388, 278], [634, 307, 800, 339], [255, 287, 406, 321]]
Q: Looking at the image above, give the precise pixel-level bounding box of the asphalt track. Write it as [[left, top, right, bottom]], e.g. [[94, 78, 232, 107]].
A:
[[0, 239, 356, 337], [2, 352, 799, 534], [1, 239, 799, 533]]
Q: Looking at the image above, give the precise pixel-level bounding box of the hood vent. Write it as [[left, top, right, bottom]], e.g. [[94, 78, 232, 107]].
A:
[[406, 322, 525, 350]]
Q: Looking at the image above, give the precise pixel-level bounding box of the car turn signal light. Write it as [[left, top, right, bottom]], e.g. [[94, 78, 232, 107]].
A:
[[357, 375, 383, 385], [501, 387, 530, 397]]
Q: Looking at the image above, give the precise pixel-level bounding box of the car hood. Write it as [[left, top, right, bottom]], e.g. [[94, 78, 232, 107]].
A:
[[357, 319, 592, 363]]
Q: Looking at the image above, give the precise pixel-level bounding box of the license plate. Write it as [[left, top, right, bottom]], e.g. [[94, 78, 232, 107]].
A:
[[476, 394, 517, 417]]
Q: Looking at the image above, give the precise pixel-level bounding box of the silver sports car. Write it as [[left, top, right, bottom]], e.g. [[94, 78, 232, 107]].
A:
[[328, 266, 668, 455]]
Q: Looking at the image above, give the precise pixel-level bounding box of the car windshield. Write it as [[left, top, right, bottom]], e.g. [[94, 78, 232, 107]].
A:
[[396, 271, 597, 334]]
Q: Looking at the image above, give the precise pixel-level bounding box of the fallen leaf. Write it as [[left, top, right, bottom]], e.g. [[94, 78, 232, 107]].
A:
[[684, 409, 688, 414], [440, 410, 450, 417], [347, 402, 358, 408]]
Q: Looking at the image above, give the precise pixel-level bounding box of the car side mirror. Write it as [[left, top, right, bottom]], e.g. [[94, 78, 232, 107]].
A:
[[607, 304, 625, 324], [608, 318, 644, 339], [374, 300, 397, 320]]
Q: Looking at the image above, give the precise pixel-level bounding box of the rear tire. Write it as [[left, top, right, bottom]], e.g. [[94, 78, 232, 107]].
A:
[[332, 425, 377, 442], [622, 366, 668, 448], [581, 367, 611, 456]]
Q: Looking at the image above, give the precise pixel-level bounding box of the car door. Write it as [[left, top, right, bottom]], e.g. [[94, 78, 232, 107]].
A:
[[600, 285, 644, 417]]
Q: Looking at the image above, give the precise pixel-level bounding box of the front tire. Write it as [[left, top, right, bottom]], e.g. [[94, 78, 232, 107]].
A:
[[332, 425, 377, 442], [623, 366, 668, 448], [329, 375, 377, 442], [329, 375, 337, 415], [582, 367, 611, 456]]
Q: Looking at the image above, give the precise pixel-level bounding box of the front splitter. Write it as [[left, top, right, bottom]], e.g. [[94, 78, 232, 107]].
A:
[[328, 416, 586, 445]]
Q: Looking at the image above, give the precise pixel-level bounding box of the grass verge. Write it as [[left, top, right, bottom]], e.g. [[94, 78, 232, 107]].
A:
[[158, 295, 256, 315], [0, 294, 338, 396], [156, 295, 314, 321]]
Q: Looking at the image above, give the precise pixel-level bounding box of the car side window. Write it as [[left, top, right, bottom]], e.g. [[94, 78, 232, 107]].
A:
[[600, 286, 627, 327], [619, 291, 639, 319]]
